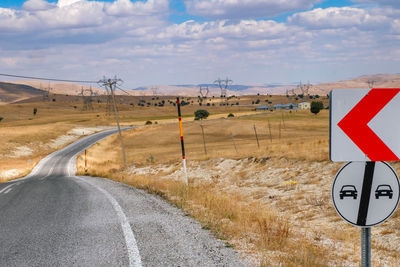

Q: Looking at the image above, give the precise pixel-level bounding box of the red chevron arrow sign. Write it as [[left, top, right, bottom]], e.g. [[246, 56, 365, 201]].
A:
[[330, 88, 400, 162]]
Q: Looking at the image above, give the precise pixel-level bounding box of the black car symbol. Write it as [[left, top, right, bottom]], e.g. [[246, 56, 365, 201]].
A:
[[340, 185, 357, 199], [375, 184, 393, 199]]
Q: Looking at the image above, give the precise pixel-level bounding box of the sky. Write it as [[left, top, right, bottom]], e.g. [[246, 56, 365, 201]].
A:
[[0, 0, 399, 88]]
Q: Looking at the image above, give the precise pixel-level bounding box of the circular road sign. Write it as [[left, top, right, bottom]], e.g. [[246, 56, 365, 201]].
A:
[[332, 161, 400, 227]]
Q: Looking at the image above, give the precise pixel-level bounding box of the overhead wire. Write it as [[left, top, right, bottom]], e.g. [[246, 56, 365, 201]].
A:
[[0, 72, 136, 95], [116, 85, 134, 96], [0, 73, 98, 84]]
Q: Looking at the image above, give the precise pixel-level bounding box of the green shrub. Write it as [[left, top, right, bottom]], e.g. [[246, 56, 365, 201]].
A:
[[194, 109, 210, 120], [310, 101, 324, 115]]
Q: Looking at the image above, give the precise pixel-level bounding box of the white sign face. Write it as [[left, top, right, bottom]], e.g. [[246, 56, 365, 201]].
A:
[[332, 161, 400, 227], [330, 88, 400, 162]]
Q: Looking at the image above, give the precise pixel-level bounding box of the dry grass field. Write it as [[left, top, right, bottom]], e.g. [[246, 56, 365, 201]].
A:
[[0, 95, 287, 180], [7, 95, 399, 266], [76, 109, 400, 266]]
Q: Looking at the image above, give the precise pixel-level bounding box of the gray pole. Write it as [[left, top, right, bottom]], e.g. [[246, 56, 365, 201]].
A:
[[279, 121, 282, 140], [268, 120, 272, 142], [361, 227, 371, 267], [230, 132, 238, 153], [108, 79, 127, 168], [200, 123, 207, 156], [253, 124, 260, 148]]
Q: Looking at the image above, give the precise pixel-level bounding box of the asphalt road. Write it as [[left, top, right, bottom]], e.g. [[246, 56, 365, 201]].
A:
[[0, 129, 245, 267]]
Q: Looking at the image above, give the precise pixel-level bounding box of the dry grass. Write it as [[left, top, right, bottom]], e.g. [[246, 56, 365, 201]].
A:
[[0, 96, 295, 180], [76, 110, 344, 266], [76, 108, 400, 266], [83, 110, 329, 168], [6, 96, 399, 266]]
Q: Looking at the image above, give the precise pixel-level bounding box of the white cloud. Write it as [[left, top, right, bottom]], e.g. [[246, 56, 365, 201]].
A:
[[106, 0, 168, 16], [0, 0, 168, 33], [57, 0, 84, 8], [288, 7, 389, 30], [23, 0, 55, 11], [0, 1, 399, 86], [184, 0, 320, 19]]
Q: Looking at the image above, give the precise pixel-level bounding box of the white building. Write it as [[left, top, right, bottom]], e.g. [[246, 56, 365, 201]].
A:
[[298, 101, 310, 110]]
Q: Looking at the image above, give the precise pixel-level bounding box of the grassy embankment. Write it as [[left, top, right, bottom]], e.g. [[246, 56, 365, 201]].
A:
[[77, 109, 400, 266]]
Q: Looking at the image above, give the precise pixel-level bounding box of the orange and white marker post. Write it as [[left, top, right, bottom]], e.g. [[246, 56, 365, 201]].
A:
[[176, 97, 188, 184]]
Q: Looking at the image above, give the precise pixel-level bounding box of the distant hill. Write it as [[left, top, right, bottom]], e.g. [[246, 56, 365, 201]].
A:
[[8, 80, 105, 96], [0, 82, 44, 104], [304, 74, 400, 96], [2, 74, 399, 100]]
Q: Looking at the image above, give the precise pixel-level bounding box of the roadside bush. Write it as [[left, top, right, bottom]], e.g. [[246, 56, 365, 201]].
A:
[[227, 113, 234, 118], [33, 107, 37, 116], [0, 116, 3, 122], [145, 120, 152, 125], [310, 101, 324, 115], [194, 109, 210, 120]]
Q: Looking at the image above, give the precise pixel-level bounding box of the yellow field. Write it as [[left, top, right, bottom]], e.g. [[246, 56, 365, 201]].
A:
[[7, 96, 398, 266], [76, 108, 400, 266], [0, 97, 280, 180]]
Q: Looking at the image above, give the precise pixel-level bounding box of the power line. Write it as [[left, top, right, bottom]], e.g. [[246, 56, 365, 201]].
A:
[[0, 73, 98, 84], [116, 85, 134, 96]]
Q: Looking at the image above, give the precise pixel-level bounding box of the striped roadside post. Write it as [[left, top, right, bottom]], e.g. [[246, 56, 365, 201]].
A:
[[176, 97, 188, 184]]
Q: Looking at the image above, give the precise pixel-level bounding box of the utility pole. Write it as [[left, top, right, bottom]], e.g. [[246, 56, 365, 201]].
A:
[[253, 124, 260, 148], [230, 132, 238, 153], [214, 77, 233, 98], [199, 85, 209, 98], [98, 77, 127, 168], [200, 123, 207, 156], [268, 119, 272, 142]]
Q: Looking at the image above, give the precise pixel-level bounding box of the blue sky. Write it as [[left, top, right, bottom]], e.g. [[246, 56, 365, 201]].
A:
[[0, 0, 399, 88]]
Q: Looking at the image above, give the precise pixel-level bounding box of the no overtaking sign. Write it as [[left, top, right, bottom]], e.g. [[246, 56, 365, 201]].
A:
[[332, 161, 400, 227]]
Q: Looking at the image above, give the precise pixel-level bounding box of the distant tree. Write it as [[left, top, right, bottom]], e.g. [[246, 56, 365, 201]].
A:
[[255, 99, 260, 104], [194, 109, 210, 120], [0, 117, 3, 122], [145, 120, 152, 125], [310, 101, 324, 115], [227, 113, 234, 118], [33, 107, 37, 116]]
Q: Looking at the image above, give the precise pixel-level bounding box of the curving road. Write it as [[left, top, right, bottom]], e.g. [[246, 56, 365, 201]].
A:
[[0, 129, 245, 266]]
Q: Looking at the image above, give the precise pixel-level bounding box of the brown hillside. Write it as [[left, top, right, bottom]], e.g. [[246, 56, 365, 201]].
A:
[[0, 82, 44, 104]]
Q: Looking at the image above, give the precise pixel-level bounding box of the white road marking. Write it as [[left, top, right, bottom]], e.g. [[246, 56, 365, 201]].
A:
[[40, 164, 56, 180], [75, 177, 142, 267], [0, 184, 14, 194], [4, 188, 12, 194]]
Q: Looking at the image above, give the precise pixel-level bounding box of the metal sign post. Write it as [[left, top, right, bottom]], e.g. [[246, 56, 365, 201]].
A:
[[361, 227, 371, 267]]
